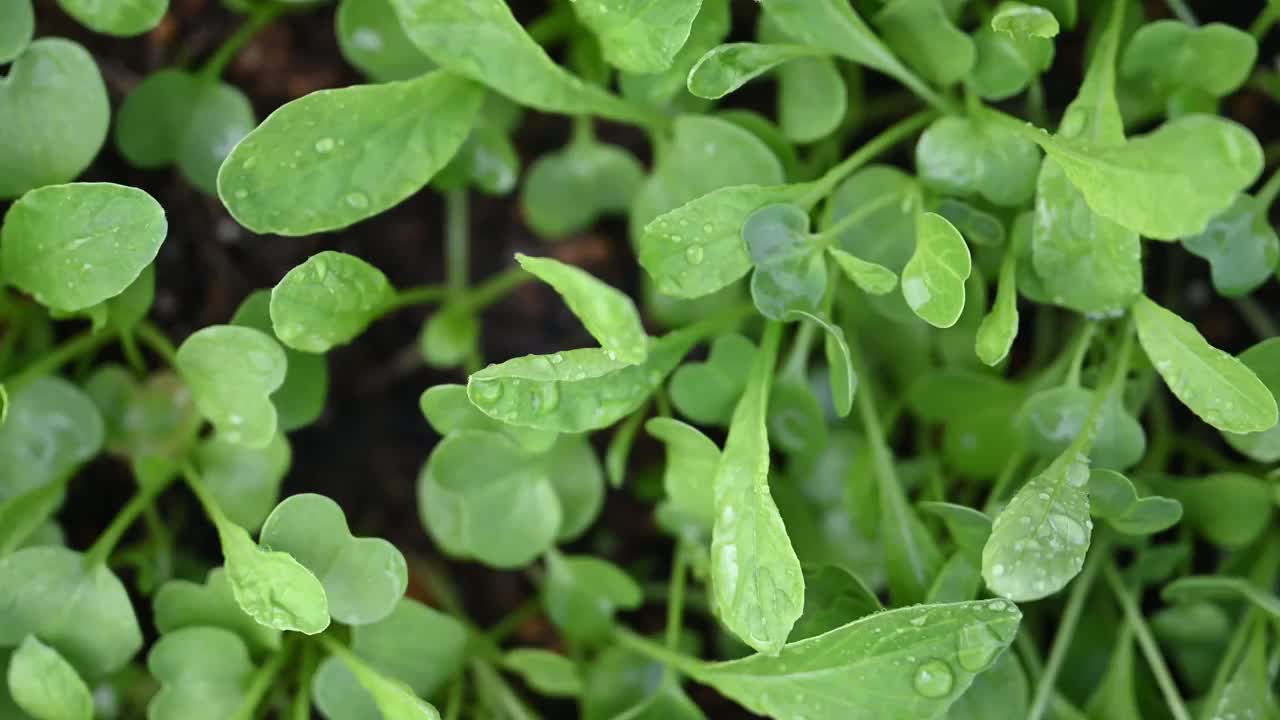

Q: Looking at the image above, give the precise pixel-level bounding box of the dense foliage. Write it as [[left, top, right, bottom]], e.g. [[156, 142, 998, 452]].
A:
[[1, 0, 1279, 718]]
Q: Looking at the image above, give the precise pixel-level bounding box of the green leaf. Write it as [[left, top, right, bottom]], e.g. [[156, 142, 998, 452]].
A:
[[260, 493, 406, 626], [503, 649, 582, 697], [521, 140, 644, 239], [1087, 469, 1181, 535], [1152, 473, 1272, 549], [946, 650, 1028, 720], [7, 635, 93, 720], [582, 647, 705, 720], [775, 58, 846, 144], [873, 0, 975, 87], [686, 600, 1022, 720], [389, 0, 653, 126], [1182, 194, 1279, 298], [1207, 629, 1279, 720], [687, 43, 821, 100], [1019, 386, 1145, 470], [418, 384, 556, 452], [1121, 21, 1257, 99], [710, 324, 803, 655], [153, 568, 282, 652], [147, 627, 253, 720], [970, 25, 1053, 102], [0, 39, 109, 199], [336, 0, 434, 82], [1, 183, 167, 312], [571, 0, 703, 74], [982, 450, 1092, 601], [743, 203, 826, 320], [114, 70, 195, 169], [0, 377, 103, 503], [916, 116, 1041, 207], [760, 0, 946, 107], [269, 252, 394, 353], [176, 325, 288, 448], [517, 254, 648, 364], [1084, 627, 1140, 720], [197, 433, 290, 532], [669, 333, 756, 426], [1133, 295, 1278, 434], [418, 431, 562, 567], [467, 326, 702, 433], [918, 503, 992, 562], [354, 599, 468, 697], [231, 291, 328, 432], [974, 242, 1018, 366], [902, 212, 971, 328], [1016, 114, 1264, 240], [0, 0, 34, 64], [790, 310, 856, 417], [544, 552, 642, 646], [1223, 338, 1280, 462], [991, 2, 1059, 38], [218, 71, 483, 235], [332, 645, 443, 720], [419, 304, 478, 370], [176, 82, 256, 195], [542, 435, 606, 541], [0, 546, 142, 678], [828, 248, 898, 295], [646, 417, 718, 530], [618, 0, 729, 108], [792, 565, 881, 641], [213, 512, 330, 635], [56, 0, 165, 36], [1162, 576, 1280, 621]]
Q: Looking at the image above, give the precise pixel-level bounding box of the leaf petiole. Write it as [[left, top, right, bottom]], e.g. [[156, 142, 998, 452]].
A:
[[1103, 561, 1193, 720], [199, 3, 285, 82], [82, 469, 177, 568], [229, 637, 295, 720]]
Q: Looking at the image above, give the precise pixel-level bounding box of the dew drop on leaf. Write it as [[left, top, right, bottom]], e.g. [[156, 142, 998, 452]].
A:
[[685, 246, 705, 265], [956, 623, 1002, 672], [912, 660, 954, 698]]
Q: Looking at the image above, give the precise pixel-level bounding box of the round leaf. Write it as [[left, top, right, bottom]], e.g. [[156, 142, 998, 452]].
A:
[[270, 251, 395, 353], [147, 627, 253, 720], [57, 0, 166, 36], [336, 0, 434, 82], [176, 325, 288, 448], [0, 377, 103, 502], [7, 635, 93, 720]]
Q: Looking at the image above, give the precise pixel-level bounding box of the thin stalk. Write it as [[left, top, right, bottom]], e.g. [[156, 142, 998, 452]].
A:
[[120, 330, 147, 374], [1027, 536, 1109, 720], [230, 640, 293, 720], [665, 541, 691, 652], [1200, 536, 1280, 714], [83, 473, 176, 568], [1063, 321, 1099, 388], [446, 189, 470, 299], [443, 676, 465, 720], [3, 329, 118, 393], [613, 628, 702, 676], [383, 284, 450, 313], [1250, 4, 1279, 39], [1258, 166, 1280, 210], [461, 267, 533, 312], [1234, 296, 1280, 340], [781, 320, 818, 378], [290, 641, 319, 720], [802, 111, 939, 205], [984, 447, 1027, 515], [135, 322, 179, 366], [1103, 562, 1193, 720], [485, 597, 540, 644], [1163, 0, 1198, 26], [200, 3, 283, 81]]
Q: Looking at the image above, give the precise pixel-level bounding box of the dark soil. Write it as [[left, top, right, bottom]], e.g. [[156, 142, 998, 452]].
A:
[[12, 0, 1280, 716]]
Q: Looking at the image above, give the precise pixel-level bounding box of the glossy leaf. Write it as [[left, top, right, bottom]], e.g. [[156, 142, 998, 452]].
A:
[[57, 0, 165, 36], [0, 546, 142, 678], [517, 254, 648, 364], [686, 600, 1022, 720], [828, 248, 897, 296], [7, 635, 93, 720], [176, 325, 288, 448], [1019, 386, 1145, 470], [919, 503, 992, 562], [153, 568, 282, 652], [351, 599, 468, 697], [873, 0, 975, 87], [1087, 469, 1181, 535], [390, 0, 653, 125], [544, 552, 643, 646], [916, 116, 1041, 207], [214, 513, 330, 635], [617, 0, 729, 108], [991, 2, 1059, 38], [260, 494, 406, 626], [418, 383, 556, 452], [982, 450, 1092, 601], [710, 325, 803, 655], [1182, 194, 1279, 298], [219, 71, 483, 235], [504, 649, 582, 697], [974, 242, 1018, 366], [270, 251, 394, 353], [901, 212, 972, 328], [1133, 295, 1278, 434], [1223, 338, 1280, 462], [571, 0, 703, 74], [1, 183, 167, 312], [147, 627, 253, 720], [970, 25, 1053, 101], [744, 203, 825, 320], [1206, 629, 1278, 720], [687, 43, 820, 99], [336, 0, 434, 82], [946, 650, 1028, 720], [0, 39, 109, 199], [467, 326, 702, 433]]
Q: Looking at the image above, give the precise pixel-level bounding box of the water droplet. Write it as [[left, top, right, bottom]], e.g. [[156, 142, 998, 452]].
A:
[[702, 223, 713, 234], [956, 623, 1002, 672], [1048, 513, 1088, 546], [536, 382, 560, 413], [913, 660, 954, 698], [685, 246, 704, 265], [345, 192, 370, 209], [315, 137, 336, 153], [234, 189, 248, 200], [991, 563, 1005, 577], [549, 353, 564, 364], [472, 381, 502, 403], [241, 157, 257, 170]]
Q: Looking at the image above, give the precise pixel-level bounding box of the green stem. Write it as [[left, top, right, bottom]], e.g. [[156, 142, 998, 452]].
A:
[[802, 111, 939, 205], [613, 628, 703, 676], [782, 320, 818, 378], [1163, 0, 1198, 25], [1027, 536, 1108, 720], [384, 284, 450, 313], [1063, 321, 1099, 388], [1200, 536, 1280, 715], [230, 640, 294, 720], [82, 473, 176, 568], [665, 541, 691, 653], [200, 3, 283, 81], [135, 322, 180, 366], [1258, 166, 1280, 210], [1103, 562, 1193, 720], [291, 641, 318, 720], [461, 267, 532, 312], [443, 676, 465, 720], [1250, 4, 1279, 39], [120, 330, 147, 374], [1234, 296, 1280, 340], [446, 189, 470, 299], [485, 597, 540, 644], [3, 330, 118, 393]]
